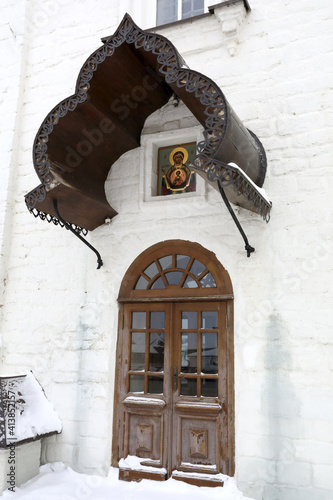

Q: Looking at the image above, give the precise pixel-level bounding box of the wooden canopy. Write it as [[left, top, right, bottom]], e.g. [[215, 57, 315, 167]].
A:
[[25, 14, 271, 231]]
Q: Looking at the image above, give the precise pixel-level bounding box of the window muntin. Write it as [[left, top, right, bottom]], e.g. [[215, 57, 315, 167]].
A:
[[128, 306, 219, 398], [130, 332, 146, 371], [157, 0, 178, 25], [157, 0, 204, 26], [182, 0, 204, 19], [149, 332, 165, 371], [181, 332, 198, 373], [135, 253, 217, 291], [128, 311, 166, 394], [179, 309, 219, 397], [201, 332, 218, 374]]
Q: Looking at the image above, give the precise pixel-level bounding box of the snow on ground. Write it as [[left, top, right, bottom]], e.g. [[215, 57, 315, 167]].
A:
[[0, 463, 255, 500]]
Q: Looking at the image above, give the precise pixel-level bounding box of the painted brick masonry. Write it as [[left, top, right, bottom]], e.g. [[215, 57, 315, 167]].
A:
[[0, 1, 332, 499]]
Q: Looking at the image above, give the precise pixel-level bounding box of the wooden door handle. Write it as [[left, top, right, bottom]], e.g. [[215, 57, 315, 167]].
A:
[[173, 367, 178, 391]]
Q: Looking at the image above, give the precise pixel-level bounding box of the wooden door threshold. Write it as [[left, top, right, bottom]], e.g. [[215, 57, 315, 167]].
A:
[[119, 467, 167, 482]]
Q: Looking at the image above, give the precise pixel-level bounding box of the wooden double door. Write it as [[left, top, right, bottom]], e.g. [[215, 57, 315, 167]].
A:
[[114, 299, 233, 485]]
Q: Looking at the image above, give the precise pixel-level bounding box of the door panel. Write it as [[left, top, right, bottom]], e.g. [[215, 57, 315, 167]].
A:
[[126, 410, 164, 461], [175, 413, 220, 473]]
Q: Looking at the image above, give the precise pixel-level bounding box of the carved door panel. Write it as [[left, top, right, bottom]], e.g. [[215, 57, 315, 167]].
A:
[[171, 302, 228, 482]]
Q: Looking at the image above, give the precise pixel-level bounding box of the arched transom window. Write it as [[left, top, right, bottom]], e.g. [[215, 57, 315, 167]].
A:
[[118, 240, 233, 301], [135, 253, 216, 291]]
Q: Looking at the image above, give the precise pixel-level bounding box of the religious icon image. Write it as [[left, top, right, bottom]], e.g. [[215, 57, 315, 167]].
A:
[[157, 142, 196, 196]]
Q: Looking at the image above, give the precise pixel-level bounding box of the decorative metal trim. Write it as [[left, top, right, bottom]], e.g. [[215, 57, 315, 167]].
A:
[[25, 13, 271, 227], [30, 207, 88, 236], [201, 158, 271, 222]]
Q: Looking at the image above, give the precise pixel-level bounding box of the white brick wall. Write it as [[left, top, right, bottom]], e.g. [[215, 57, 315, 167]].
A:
[[0, 1, 332, 499], [0, 0, 29, 354]]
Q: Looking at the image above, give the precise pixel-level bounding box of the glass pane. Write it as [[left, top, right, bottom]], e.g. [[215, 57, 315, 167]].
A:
[[182, 0, 191, 15], [157, 0, 178, 25], [181, 333, 197, 373], [182, 311, 197, 329], [176, 254, 190, 269], [130, 332, 146, 371], [150, 311, 165, 329], [201, 379, 218, 397], [183, 276, 198, 288], [182, 0, 204, 18], [135, 276, 149, 290], [158, 255, 173, 270], [132, 312, 146, 329], [151, 277, 166, 289], [180, 378, 197, 396], [129, 375, 144, 393], [144, 261, 159, 279], [194, 0, 203, 9], [165, 271, 183, 286], [149, 333, 164, 372], [202, 311, 218, 329], [148, 376, 164, 394], [190, 259, 206, 277], [202, 332, 218, 374], [200, 272, 216, 288]]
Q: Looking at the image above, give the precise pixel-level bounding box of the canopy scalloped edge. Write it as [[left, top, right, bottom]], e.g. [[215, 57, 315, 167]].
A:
[[25, 13, 271, 231]]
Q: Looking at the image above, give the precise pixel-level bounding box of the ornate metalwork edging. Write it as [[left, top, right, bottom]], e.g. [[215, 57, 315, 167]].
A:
[[25, 13, 271, 230], [30, 207, 88, 236]]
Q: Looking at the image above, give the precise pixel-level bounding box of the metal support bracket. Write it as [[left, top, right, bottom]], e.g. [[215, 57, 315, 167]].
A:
[[53, 199, 103, 269], [217, 180, 255, 257]]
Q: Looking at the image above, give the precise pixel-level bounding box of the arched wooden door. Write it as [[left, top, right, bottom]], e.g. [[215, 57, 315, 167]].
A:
[[113, 240, 234, 486]]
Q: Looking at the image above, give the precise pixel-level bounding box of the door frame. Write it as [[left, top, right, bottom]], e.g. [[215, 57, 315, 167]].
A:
[[112, 240, 235, 477]]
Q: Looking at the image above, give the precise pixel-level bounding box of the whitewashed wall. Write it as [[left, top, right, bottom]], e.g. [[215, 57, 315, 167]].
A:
[[0, 1, 332, 499]]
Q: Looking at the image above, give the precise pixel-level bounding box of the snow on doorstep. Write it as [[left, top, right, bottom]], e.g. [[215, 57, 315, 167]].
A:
[[119, 455, 167, 474], [0, 372, 61, 445], [0, 463, 256, 500], [123, 396, 166, 406], [172, 470, 225, 481], [179, 462, 218, 472]]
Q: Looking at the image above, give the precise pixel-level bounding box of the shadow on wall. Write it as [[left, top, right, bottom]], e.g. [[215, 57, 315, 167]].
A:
[[261, 313, 300, 496], [239, 313, 300, 499]]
